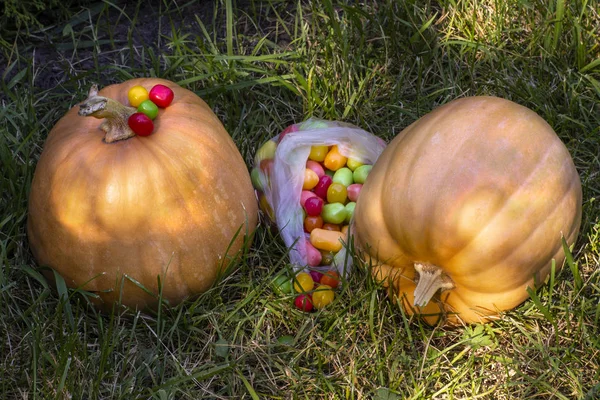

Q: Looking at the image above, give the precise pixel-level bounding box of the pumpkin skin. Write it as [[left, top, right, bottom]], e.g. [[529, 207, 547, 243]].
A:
[[27, 78, 258, 310], [354, 96, 582, 325]]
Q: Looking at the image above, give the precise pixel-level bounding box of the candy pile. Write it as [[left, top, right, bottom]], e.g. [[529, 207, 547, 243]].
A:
[[254, 120, 383, 312], [273, 270, 341, 312], [126, 84, 175, 136], [252, 122, 373, 273]]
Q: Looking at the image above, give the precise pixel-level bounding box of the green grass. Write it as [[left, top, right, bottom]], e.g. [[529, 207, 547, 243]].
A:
[[1, 0, 599, 398]]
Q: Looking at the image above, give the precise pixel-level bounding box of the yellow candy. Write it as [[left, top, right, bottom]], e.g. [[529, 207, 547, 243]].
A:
[[310, 228, 345, 252], [312, 285, 335, 309], [309, 145, 329, 162], [323, 146, 347, 171], [303, 168, 319, 190], [346, 158, 364, 171], [293, 272, 315, 293], [127, 85, 149, 107]]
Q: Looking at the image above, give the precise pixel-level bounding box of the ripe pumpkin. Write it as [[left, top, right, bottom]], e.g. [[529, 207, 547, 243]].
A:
[[27, 78, 258, 310], [354, 96, 582, 325]]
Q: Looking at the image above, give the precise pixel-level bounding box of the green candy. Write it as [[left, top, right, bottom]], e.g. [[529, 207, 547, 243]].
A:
[[332, 167, 354, 187], [137, 99, 159, 120], [272, 274, 293, 295], [322, 203, 348, 224], [250, 167, 264, 190], [344, 202, 356, 224], [353, 165, 373, 184], [255, 140, 277, 163]]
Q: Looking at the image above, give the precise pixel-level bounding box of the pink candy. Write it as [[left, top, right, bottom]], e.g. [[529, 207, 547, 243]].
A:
[[300, 190, 317, 207], [347, 183, 363, 202], [305, 240, 322, 266], [306, 160, 325, 178]]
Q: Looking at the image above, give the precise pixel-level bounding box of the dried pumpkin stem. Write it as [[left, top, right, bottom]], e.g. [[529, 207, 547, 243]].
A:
[[78, 84, 137, 143], [413, 262, 454, 307]]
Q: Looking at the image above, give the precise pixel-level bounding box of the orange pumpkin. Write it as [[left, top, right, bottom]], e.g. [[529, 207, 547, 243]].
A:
[[27, 78, 258, 310], [354, 96, 582, 325]]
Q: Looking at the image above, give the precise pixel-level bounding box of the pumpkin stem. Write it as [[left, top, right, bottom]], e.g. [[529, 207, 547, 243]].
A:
[[413, 262, 454, 307], [78, 84, 137, 143]]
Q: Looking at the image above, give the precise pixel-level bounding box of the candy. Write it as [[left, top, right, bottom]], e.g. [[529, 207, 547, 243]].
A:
[[251, 168, 264, 191], [305, 241, 323, 266], [344, 202, 356, 223], [347, 183, 362, 202], [293, 272, 315, 293], [304, 196, 323, 216], [332, 167, 354, 187], [272, 274, 293, 294], [303, 168, 319, 190], [326, 183, 347, 204], [300, 120, 329, 130], [312, 284, 335, 309], [304, 215, 323, 233], [255, 140, 277, 163], [313, 175, 333, 199], [322, 223, 341, 231], [323, 146, 347, 171], [128, 113, 154, 136], [300, 190, 317, 207], [309, 145, 328, 162], [346, 158, 364, 171], [309, 270, 324, 283], [320, 251, 334, 266], [279, 124, 299, 141], [137, 99, 159, 120], [294, 294, 313, 312], [310, 228, 345, 252], [320, 270, 340, 289], [128, 85, 149, 107], [306, 160, 325, 177], [149, 84, 174, 108], [353, 165, 373, 184], [321, 203, 348, 225]]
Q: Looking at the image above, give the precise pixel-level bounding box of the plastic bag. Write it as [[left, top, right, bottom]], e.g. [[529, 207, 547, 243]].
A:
[[252, 118, 386, 275]]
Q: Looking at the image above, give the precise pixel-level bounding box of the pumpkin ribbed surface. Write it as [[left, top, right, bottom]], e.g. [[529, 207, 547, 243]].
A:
[[27, 78, 258, 309], [354, 96, 582, 325]]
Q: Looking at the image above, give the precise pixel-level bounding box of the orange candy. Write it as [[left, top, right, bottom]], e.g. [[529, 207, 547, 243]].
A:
[[310, 228, 345, 252], [303, 168, 319, 190], [304, 215, 324, 232], [323, 146, 347, 171]]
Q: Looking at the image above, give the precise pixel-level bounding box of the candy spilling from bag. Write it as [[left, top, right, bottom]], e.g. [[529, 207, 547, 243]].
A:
[[252, 118, 386, 309]]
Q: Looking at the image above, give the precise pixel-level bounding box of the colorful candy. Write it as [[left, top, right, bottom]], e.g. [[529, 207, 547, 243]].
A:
[[149, 84, 174, 108], [321, 203, 347, 225], [323, 145, 347, 171], [310, 228, 345, 252], [251, 121, 379, 313], [128, 85, 149, 107], [312, 285, 335, 309], [293, 272, 314, 293], [128, 113, 154, 136], [137, 99, 159, 120]]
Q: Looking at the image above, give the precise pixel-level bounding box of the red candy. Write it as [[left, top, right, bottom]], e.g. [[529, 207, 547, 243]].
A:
[[149, 84, 174, 108], [313, 175, 333, 199], [295, 294, 313, 312], [300, 190, 317, 207], [304, 196, 323, 216], [128, 112, 154, 136]]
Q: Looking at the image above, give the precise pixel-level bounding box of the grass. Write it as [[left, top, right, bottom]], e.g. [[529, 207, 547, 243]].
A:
[[1, 0, 599, 398]]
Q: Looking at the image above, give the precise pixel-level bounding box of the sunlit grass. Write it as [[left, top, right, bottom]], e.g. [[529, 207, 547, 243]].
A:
[[1, 0, 599, 398]]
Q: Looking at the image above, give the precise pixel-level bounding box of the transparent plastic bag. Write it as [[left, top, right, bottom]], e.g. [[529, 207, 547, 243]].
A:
[[252, 118, 386, 275]]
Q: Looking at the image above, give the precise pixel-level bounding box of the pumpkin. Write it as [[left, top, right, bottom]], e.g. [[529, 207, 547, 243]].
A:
[[353, 96, 582, 325], [27, 78, 258, 310]]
